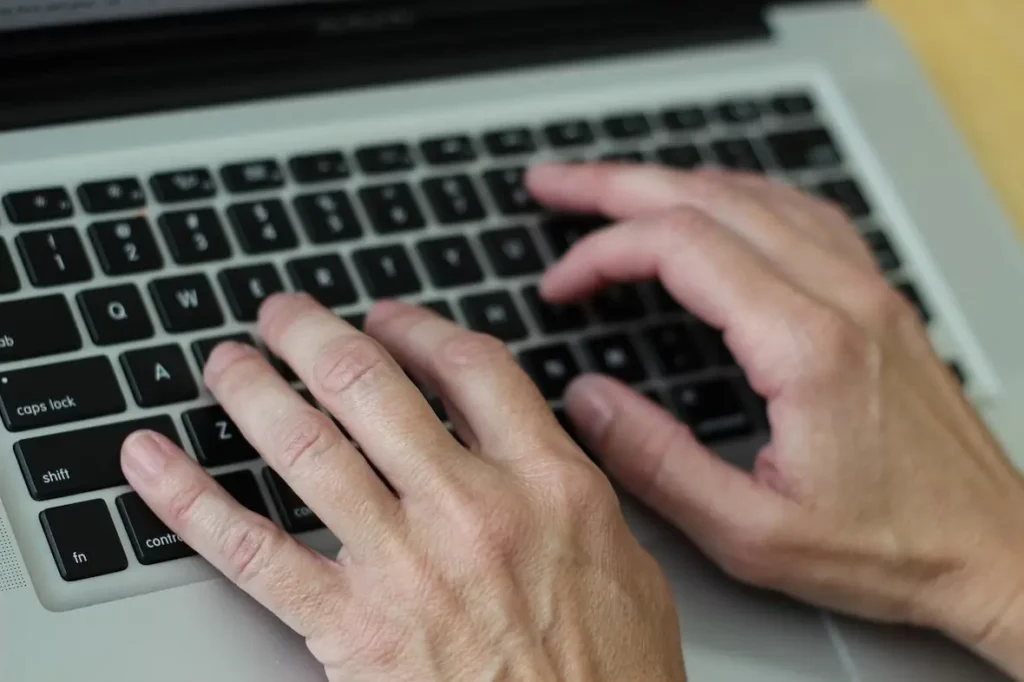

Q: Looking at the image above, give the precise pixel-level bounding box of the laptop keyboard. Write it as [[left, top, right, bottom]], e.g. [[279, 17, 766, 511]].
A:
[[0, 88, 958, 596]]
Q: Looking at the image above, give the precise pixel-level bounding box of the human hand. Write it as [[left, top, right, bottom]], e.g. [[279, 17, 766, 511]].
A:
[[120, 294, 686, 682], [529, 163, 1024, 678]]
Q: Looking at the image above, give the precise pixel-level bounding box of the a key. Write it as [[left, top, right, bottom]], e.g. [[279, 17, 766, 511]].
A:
[[715, 99, 762, 124], [0, 295, 82, 364], [0, 238, 20, 293], [417, 236, 484, 289], [120, 345, 198, 407], [662, 106, 708, 132], [287, 255, 359, 308], [192, 333, 256, 371], [483, 167, 540, 215], [150, 168, 218, 203], [603, 113, 652, 139], [585, 334, 648, 383], [769, 92, 816, 117], [863, 230, 902, 272], [88, 217, 163, 275], [16, 416, 180, 501], [0, 356, 126, 432], [765, 128, 842, 170], [479, 226, 544, 277], [541, 214, 606, 257], [263, 469, 325, 534], [522, 285, 587, 334], [421, 135, 477, 166], [40, 500, 128, 581], [601, 151, 646, 163], [221, 159, 285, 193], [215, 471, 271, 518], [657, 144, 703, 170], [149, 274, 225, 333], [16, 228, 92, 287], [460, 292, 528, 342], [352, 245, 422, 298], [671, 378, 754, 443], [645, 323, 706, 376], [219, 263, 285, 322], [116, 493, 196, 565], [898, 282, 931, 323], [356, 143, 415, 174], [159, 208, 232, 264], [3, 187, 74, 224], [422, 175, 487, 224], [227, 200, 299, 254], [710, 138, 765, 171], [184, 405, 259, 467], [544, 120, 596, 148], [591, 283, 648, 323], [519, 344, 580, 399], [817, 179, 871, 219], [482, 128, 537, 156], [289, 151, 350, 184], [77, 178, 146, 214], [294, 191, 363, 243], [359, 183, 427, 234], [422, 299, 456, 321], [77, 284, 155, 345]]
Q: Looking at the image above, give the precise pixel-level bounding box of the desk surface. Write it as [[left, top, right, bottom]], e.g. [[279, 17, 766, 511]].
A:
[[874, 0, 1024, 239]]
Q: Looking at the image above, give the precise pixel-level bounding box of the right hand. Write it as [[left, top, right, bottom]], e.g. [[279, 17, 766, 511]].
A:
[[527, 163, 1024, 679]]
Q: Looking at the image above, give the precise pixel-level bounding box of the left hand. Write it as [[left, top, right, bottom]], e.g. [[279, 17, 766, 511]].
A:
[[120, 294, 686, 682]]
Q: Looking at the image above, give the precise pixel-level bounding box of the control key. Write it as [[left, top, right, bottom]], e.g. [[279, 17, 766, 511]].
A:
[[0, 356, 126, 432]]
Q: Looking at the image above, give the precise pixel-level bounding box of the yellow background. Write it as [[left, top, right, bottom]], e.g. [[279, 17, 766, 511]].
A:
[[874, 0, 1024, 239]]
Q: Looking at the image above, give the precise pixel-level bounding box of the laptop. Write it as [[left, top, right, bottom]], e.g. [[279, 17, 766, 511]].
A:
[[2, 1, 1023, 680]]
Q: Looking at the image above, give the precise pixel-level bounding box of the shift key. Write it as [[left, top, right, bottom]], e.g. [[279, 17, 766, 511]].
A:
[[0, 357, 126, 432]]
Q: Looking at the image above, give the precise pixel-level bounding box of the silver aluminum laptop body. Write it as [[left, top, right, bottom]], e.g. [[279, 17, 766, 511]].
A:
[[1, 2, 1022, 680]]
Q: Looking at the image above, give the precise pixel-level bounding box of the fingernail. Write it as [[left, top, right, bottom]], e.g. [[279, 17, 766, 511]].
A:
[[204, 341, 258, 380], [122, 431, 174, 483], [565, 377, 614, 441]]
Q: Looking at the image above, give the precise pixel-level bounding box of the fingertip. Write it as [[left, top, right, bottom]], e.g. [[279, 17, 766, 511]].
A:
[[203, 341, 261, 387], [121, 430, 178, 484], [365, 299, 415, 328], [525, 162, 575, 190]]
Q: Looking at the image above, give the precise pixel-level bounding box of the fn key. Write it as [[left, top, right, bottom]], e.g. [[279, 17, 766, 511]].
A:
[[40, 500, 128, 581]]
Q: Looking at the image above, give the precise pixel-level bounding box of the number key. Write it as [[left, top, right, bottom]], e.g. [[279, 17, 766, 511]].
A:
[[359, 183, 427, 234], [16, 228, 93, 287], [422, 175, 487, 224], [88, 217, 163, 275], [227, 200, 298, 254], [159, 208, 231, 264], [293, 191, 363, 244], [483, 167, 540, 215]]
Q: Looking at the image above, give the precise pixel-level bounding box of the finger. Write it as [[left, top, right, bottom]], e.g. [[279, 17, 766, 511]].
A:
[[527, 162, 692, 219], [121, 430, 344, 639], [365, 300, 574, 464], [258, 294, 462, 497], [203, 341, 400, 551]]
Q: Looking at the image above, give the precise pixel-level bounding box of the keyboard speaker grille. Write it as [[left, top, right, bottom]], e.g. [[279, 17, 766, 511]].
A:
[[0, 509, 28, 592]]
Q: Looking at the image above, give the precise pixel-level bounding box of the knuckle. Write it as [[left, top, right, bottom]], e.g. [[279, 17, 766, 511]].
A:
[[206, 351, 266, 396], [437, 331, 514, 371], [269, 409, 341, 472], [312, 335, 388, 397], [545, 460, 617, 516], [659, 207, 716, 245], [714, 517, 784, 587], [221, 520, 280, 587], [163, 482, 208, 527], [861, 280, 918, 329], [441, 484, 522, 557], [803, 306, 869, 378]]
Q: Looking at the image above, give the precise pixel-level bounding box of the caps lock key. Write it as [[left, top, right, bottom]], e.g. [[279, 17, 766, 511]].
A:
[[0, 357, 126, 432]]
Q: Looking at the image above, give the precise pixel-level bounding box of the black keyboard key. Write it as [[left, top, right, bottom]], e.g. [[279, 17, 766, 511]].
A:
[[541, 214, 606, 257], [263, 469, 325, 534], [645, 323, 706, 376], [544, 120, 595, 148], [16, 416, 180, 501], [423, 299, 456, 321], [0, 356, 126, 432], [219, 263, 285, 322], [3, 187, 73, 224], [522, 285, 587, 334], [227, 200, 299, 254], [428, 395, 448, 422], [765, 129, 842, 170], [585, 334, 648, 383], [460, 292, 528, 342], [648, 281, 685, 314], [16, 228, 92, 287], [715, 99, 762, 124], [150, 168, 217, 203], [592, 283, 648, 323], [184, 405, 259, 467], [484, 168, 540, 215], [343, 313, 367, 330], [817, 179, 871, 219], [294, 191, 363, 244], [417, 236, 484, 289], [0, 238, 20, 293], [359, 183, 427, 234], [710, 138, 765, 172], [480, 226, 544, 277], [192, 333, 256, 371], [519, 344, 580, 399], [121, 345, 198, 407], [603, 113, 652, 139], [864, 231, 902, 272], [422, 175, 487, 224], [287, 255, 359, 308], [77, 178, 146, 214], [88, 217, 163, 275], [483, 128, 537, 156], [657, 144, 704, 170], [40, 500, 128, 581], [117, 492, 196, 565], [149, 274, 225, 333], [0, 295, 81, 365], [77, 284, 154, 346], [289, 151, 350, 184], [352, 245, 422, 299], [159, 209, 231, 264], [356, 143, 414, 175], [694, 323, 737, 368], [220, 159, 285, 194], [662, 106, 708, 132], [898, 282, 931, 323], [671, 378, 754, 443], [769, 92, 816, 117], [601, 151, 647, 163], [215, 471, 271, 518], [421, 135, 477, 166]]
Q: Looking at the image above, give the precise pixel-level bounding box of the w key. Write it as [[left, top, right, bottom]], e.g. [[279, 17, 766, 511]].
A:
[[0, 356, 126, 432], [149, 274, 225, 333]]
